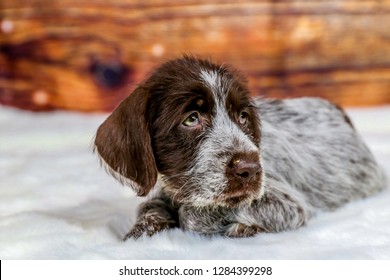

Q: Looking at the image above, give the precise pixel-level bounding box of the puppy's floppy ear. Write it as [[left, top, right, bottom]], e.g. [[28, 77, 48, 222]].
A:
[[94, 87, 157, 196]]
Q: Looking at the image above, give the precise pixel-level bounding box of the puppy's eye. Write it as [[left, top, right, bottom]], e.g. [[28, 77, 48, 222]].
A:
[[183, 112, 200, 127], [239, 111, 249, 125]]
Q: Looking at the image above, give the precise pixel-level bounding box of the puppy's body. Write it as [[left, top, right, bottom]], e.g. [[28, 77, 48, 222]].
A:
[[179, 97, 386, 237], [94, 56, 386, 240]]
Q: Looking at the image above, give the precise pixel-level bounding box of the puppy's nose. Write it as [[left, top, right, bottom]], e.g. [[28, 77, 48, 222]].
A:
[[230, 154, 261, 182]]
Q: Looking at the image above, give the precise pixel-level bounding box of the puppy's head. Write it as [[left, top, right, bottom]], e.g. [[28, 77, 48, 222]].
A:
[[95, 55, 263, 207]]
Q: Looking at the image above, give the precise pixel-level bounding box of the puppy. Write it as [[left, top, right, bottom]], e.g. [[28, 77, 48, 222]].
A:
[[94, 55, 387, 240]]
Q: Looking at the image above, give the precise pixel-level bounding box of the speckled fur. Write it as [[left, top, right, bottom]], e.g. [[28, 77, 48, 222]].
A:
[[94, 56, 387, 240], [178, 97, 387, 237]]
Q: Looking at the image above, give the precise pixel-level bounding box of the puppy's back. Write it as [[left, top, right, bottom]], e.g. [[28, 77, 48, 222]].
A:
[[256, 97, 387, 210]]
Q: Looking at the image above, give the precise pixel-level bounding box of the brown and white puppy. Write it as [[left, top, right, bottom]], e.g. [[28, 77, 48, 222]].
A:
[[94, 56, 387, 240]]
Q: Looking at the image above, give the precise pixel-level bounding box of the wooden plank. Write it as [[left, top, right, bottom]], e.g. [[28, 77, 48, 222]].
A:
[[1, 0, 390, 111]]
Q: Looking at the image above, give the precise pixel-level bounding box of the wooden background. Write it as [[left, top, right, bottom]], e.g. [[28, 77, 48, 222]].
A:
[[1, 0, 390, 112]]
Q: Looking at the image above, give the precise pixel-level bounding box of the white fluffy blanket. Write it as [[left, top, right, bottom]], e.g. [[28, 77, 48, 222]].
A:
[[1, 105, 389, 260]]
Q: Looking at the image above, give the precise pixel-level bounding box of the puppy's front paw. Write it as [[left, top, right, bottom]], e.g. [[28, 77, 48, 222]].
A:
[[122, 215, 175, 241], [225, 223, 264, 238]]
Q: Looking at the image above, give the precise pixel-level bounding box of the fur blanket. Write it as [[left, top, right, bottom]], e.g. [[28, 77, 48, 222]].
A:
[[0, 105, 389, 259]]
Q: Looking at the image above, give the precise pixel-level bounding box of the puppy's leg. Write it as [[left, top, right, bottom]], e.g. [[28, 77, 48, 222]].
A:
[[123, 198, 177, 241], [231, 179, 313, 237], [178, 205, 231, 236], [224, 223, 265, 238], [179, 205, 266, 237], [179, 179, 312, 238]]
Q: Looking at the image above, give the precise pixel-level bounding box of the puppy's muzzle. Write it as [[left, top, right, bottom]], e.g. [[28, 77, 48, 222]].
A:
[[219, 152, 262, 205], [231, 155, 261, 183]]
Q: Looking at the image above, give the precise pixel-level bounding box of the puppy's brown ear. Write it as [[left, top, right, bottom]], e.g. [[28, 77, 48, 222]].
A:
[[94, 87, 157, 196]]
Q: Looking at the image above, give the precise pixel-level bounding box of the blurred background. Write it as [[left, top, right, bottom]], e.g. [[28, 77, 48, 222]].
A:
[[1, 1, 390, 260], [1, 0, 390, 112]]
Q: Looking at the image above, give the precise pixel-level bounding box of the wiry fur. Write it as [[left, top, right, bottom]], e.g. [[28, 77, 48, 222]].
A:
[[94, 55, 387, 240]]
